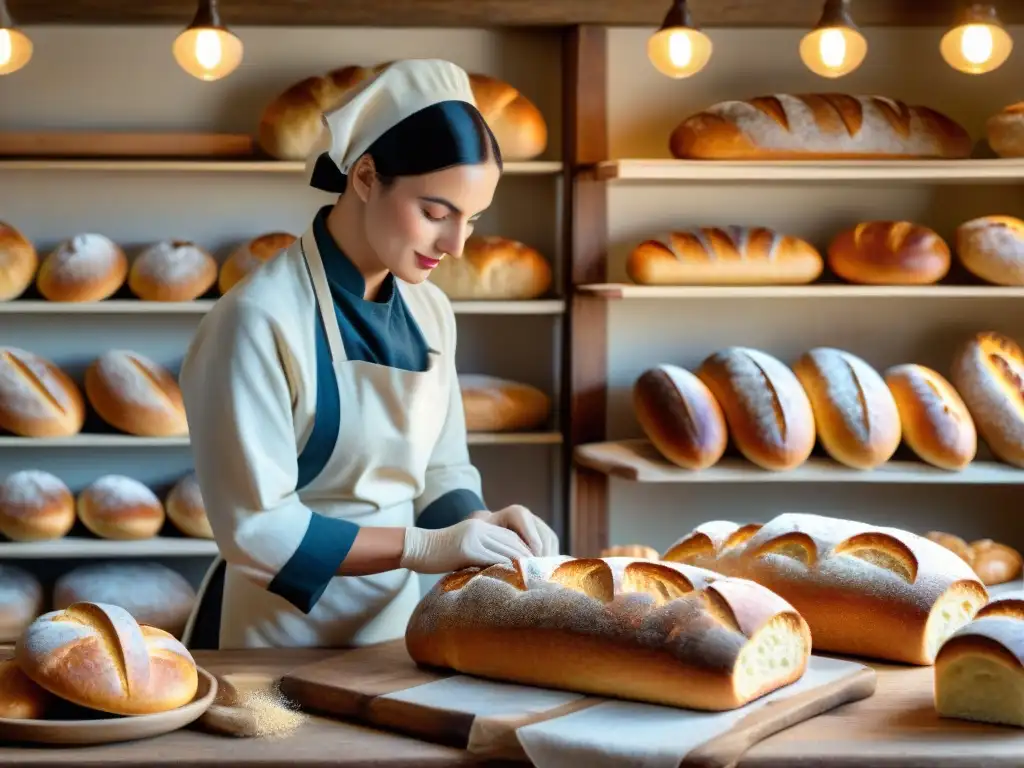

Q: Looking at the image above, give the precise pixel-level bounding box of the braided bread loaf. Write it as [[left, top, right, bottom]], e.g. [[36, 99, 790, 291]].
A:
[[405, 555, 811, 711], [663, 513, 988, 665]]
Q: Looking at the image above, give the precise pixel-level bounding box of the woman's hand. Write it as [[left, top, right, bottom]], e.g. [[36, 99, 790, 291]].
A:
[[469, 505, 560, 557], [399, 518, 533, 574]]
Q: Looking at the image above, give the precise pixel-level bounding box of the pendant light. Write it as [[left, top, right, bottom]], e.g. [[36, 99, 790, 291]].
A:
[[0, 0, 32, 76], [172, 0, 243, 82], [799, 0, 868, 78], [647, 0, 713, 79], [940, 3, 1013, 74]]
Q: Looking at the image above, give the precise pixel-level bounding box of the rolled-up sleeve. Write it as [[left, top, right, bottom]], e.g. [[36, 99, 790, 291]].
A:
[[179, 297, 358, 614]]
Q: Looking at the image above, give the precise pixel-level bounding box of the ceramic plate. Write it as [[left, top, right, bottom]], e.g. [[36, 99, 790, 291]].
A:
[[0, 667, 217, 746]]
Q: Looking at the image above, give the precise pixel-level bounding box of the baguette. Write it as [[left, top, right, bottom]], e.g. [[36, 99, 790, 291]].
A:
[[663, 513, 988, 665], [405, 555, 811, 710], [626, 226, 823, 285], [0, 347, 85, 438], [670, 94, 972, 160]]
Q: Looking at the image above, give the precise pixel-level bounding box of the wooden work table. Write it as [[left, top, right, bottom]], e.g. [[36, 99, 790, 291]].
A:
[[2, 647, 1023, 767]]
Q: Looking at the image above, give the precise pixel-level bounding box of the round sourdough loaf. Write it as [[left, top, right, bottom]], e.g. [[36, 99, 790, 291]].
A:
[[0, 221, 37, 302], [0, 658, 52, 720], [0, 565, 44, 643], [0, 347, 85, 438], [128, 240, 218, 302], [828, 221, 950, 285], [36, 233, 128, 302], [986, 101, 1024, 158], [458, 375, 550, 432], [0, 469, 75, 541], [218, 232, 296, 294], [165, 471, 213, 539], [84, 350, 188, 437], [429, 236, 552, 300], [955, 215, 1024, 287], [76, 475, 165, 540], [632, 364, 727, 470]]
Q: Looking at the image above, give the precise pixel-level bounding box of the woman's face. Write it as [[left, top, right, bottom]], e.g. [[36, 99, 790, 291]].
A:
[[360, 160, 501, 284]]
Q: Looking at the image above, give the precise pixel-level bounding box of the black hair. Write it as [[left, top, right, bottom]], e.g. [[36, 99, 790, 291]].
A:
[[309, 100, 503, 194]]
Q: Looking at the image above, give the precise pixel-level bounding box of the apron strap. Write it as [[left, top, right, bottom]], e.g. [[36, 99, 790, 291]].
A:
[[300, 231, 346, 363]]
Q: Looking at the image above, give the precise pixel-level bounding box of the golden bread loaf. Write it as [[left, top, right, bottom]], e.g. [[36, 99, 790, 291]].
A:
[[663, 513, 988, 665], [166, 471, 213, 539], [695, 347, 816, 471], [16, 601, 199, 716], [218, 232, 297, 294], [0, 469, 75, 541], [670, 94, 972, 160], [935, 593, 1024, 727], [633, 364, 727, 470], [76, 475, 165, 540], [884, 364, 977, 470], [429, 236, 551, 300], [36, 233, 128, 302], [793, 347, 901, 469], [599, 544, 660, 560], [0, 221, 37, 302], [128, 240, 218, 302], [458, 374, 550, 432], [405, 555, 811, 710], [827, 221, 951, 285], [0, 658, 53, 720], [955, 215, 1024, 286], [986, 102, 1024, 158], [950, 331, 1024, 468], [0, 347, 85, 438], [926, 532, 1023, 587], [626, 226, 823, 285], [0, 565, 44, 643], [258, 64, 547, 161], [84, 350, 188, 437]]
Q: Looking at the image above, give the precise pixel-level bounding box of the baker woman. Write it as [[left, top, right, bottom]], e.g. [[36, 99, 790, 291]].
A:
[[178, 59, 559, 650]]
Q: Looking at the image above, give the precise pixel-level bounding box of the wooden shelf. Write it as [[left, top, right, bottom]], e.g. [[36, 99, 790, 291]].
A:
[[577, 284, 1024, 300], [575, 439, 1024, 485], [593, 158, 1024, 183], [0, 299, 565, 315], [467, 431, 563, 445], [0, 159, 564, 175], [0, 537, 219, 559], [0, 432, 562, 448]]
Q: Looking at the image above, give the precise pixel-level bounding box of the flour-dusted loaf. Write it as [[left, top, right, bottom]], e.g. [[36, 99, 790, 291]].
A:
[[458, 374, 551, 432], [165, 471, 213, 539], [935, 592, 1024, 727], [218, 232, 296, 294], [429, 236, 552, 300], [0, 658, 52, 720], [76, 475, 165, 540], [793, 347, 901, 469], [955, 215, 1024, 287], [16, 601, 199, 716], [986, 102, 1024, 158], [0, 347, 85, 438], [663, 513, 988, 665], [0, 565, 44, 643], [626, 226, 823, 285], [0, 469, 75, 541], [884, 364, 977, 470], [670, 94, 972, 160], [633, 364, 727, 470], [827, 221, 951, 285], [695, 347, 816, 471], [128, 240, 218, 302], [405, 555, 812, 710], [259, 63, 547, 161], [36, 233, 128, 302], [0, 221, 37, 302], [950, 331, 1024, 468], [84, 350, 188, 437]]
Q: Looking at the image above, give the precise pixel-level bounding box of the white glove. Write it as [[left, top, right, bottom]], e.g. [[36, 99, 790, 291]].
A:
[[472, 504, 560, 557], [400, 518, 533, 574]]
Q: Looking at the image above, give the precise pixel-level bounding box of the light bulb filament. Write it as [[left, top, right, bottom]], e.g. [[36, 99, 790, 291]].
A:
[[961, 24, 994, 64], [0, 30, 11, 68], [668, 30, 693, 67], [195, 29, 223, 71], [819, 28, 847, 68]]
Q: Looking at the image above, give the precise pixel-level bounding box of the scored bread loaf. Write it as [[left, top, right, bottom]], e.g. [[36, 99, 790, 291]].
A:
[[663, 513, 988, 665], [405, 555, 812, 710], [259, 64, 547, 161], [986, 102, 1024, 158], [827, 221, 951, 285], [218, 232, 296, 294], [166, 471, 213, 539], [77, 475, 165, 540], [633, 364, 727, 470], [955, 215, 1024, 287], [695, 347, 816, 471], [0, 347, 85, 438], [0, 565, 44, 643], [458, 375, 550, 432], [84, 350, 188, 437], [16, 601, 199, 716], [884, 364, 977, 470], [927, 532, 1024, 587], [36, 233, 128, 302], [935, 593, 1024, 727], [670, 94, 972, 160], [0, 658, 52, 720], [429, 236, 551, 300], [950, 331, 1024, 468], [792, 347, 901, 470], [0, 469, 75, 541], [128, 240, 218, 302], [0, 221, 37, 302], [626, 226, 824, 285]]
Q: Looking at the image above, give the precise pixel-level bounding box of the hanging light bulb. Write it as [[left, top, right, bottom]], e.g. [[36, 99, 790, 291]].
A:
[[0, 0, 33, 76], [940, 3, 1013, 74], [800, 0, 868, 78], [647, 0, 713, 79], [172, 0, 243, 82]]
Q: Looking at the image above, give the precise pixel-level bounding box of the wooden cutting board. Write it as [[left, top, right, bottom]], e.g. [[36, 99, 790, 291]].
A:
[[278, 640, 876, 767]]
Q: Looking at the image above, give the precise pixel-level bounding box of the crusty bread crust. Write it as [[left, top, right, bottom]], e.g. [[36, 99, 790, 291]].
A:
[[429, 235, 552, 300]]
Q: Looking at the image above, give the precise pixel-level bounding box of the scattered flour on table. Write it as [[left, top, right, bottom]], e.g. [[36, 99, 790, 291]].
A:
[[0, 469, 68, 511], [235, 684, 307, 738], [0, 348, 73, 420], [49, 234, 121, 281], [134, 241, 213, 285]]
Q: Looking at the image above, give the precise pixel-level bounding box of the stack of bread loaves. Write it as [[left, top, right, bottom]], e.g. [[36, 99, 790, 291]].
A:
[[2, 602, 199, 720], [926, 531, 1023, 587]]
